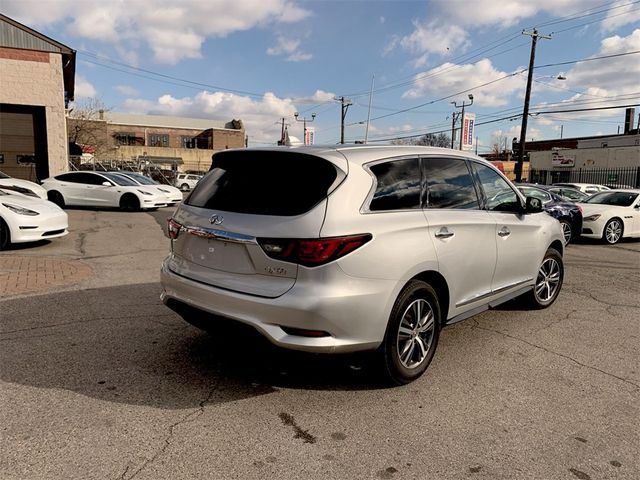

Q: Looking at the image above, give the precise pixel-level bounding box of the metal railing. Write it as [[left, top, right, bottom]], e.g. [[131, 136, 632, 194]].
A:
[[529, 167, 640, 188]]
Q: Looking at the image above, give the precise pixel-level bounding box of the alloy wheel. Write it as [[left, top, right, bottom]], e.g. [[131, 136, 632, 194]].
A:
[[535, 258, 561, 303], [561, 221, 572, 245], [605, 219, 622, 244], [396, 299, 435, 369]]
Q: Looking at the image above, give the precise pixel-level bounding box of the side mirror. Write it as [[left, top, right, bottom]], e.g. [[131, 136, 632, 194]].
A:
[[525, 196, 543, 213], [102, 181, 112, 187]]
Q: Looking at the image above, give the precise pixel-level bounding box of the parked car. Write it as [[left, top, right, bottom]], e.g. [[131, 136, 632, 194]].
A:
[[174, 173, 202, 191], [547, 186, 590, 202], [552, 182, 610, 195], [42, 171, 167, 211], [0, 170, 48, 199], [0, 188, 68, 250], [112, 172, 183, 206], [580, 189, 640, 244], [516, 184, 583, 245], [160, 146, 565, 385]]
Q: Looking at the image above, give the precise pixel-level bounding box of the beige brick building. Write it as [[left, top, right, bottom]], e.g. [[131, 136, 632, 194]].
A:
[[69, 112, 246, 174], [0, 14, 75, 181]]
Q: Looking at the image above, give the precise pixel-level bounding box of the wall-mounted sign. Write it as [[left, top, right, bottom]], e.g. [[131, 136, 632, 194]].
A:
[[0, 153, 4, 164], [551, 151, 575, 168], [17, 154, 36, 164]]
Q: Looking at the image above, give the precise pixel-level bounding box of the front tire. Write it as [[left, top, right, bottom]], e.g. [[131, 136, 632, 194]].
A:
[[378, 280, 441, 385], [603, 218, 623, 244], [0, 217, 10, 250], [559, 219, 572, 246], [180, 183, 190, 192], [525, 248, 564, 309], [119, 193, 140, 212]]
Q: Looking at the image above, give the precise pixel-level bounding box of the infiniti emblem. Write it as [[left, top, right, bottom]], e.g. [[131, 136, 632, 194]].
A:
[[209, 214, 224, 225]]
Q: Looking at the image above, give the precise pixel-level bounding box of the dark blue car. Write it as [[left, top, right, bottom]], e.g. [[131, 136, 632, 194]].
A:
[[517, 184, 583, 245]]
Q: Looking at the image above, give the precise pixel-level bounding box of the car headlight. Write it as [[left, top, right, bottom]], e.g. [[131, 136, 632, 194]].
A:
[[137, 189, 153, 196], [2, 203, 40, 216], [583, 214, 601, 222]]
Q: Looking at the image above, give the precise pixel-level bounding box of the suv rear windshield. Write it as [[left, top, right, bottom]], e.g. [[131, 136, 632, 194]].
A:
[[186, 151, 342, 216]]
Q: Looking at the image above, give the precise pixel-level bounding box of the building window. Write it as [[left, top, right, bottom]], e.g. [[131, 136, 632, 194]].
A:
[[149, 134, 169, 147], [181, 136, 195, 149], [115, 132, 137, 145]]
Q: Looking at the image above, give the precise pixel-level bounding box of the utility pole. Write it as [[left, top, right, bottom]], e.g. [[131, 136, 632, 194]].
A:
[[336, 96, 352, 144], [516, 29, 551, 182], [451, 94, 474, 150], [294, 112, 316, 145], [364, 76, 375, 144]]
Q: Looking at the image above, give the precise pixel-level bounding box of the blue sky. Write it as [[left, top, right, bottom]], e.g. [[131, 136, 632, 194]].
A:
[[4, 0, 640, 150]]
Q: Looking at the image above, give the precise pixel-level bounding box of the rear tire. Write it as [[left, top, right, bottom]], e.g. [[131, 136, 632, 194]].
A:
[[0, 217, 10, 250], [524, 247, 564, 309], [119, 193, 140, 212], [48, 190, 65, 208], [602, 218, 623, 244], [180, 183, 190, 192], [377, 280, 441, 385]]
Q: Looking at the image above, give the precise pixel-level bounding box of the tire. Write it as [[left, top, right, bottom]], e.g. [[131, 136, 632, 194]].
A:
[[0, 217, 10, 251], [180, 183, 190, 192], [559, 219, 572, 246], [377, 280, 441, 385], [602, 218, 623, 244], [48, 190, 65, 208], [525, 247, 564, 309], [119, 193, 140, 212]]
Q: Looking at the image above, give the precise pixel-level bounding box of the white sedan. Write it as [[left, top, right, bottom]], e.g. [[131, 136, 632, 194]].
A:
[[0, 171, 48, 199], [41, 171, 167, 211], [581, 189, 640, 244], [0, 188, 68, 250], [112, 172, 183, 206]]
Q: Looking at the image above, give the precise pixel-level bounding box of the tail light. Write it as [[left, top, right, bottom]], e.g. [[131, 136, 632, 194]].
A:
[[167, 218, 182, 239], [258, 234, 372, 267]]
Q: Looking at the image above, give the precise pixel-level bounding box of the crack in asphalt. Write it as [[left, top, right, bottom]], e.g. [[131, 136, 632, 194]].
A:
[[533, 308, 579, 333], [586, 291, 640, 309], [472, 320, 640, 391], [120, 384, 221, 480], [0, 313, 176, 336]]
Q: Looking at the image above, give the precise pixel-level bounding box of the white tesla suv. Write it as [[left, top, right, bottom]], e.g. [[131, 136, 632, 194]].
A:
[[161, 146, 565, 384]]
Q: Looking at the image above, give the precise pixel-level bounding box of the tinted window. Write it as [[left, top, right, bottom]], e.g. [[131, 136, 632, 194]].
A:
[[56, 172, 103, 185], [101, 172, 137, 186], [369, 158, 421, 211], [127, 173, 156, 185], [187, 151, 341, 216], [424, 157, 479, 209], [472, 162, 521, 212], [518, 186, 551, 203], [585, 192, 638, 206]]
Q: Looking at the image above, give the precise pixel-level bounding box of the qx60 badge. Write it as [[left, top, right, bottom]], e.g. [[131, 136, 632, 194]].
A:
[[209, 214, 224, 225]]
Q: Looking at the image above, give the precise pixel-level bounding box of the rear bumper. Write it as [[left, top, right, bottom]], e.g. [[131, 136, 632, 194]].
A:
[[160, 258, 396, 353]]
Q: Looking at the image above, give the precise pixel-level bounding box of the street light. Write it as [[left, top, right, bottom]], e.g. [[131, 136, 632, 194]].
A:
[[294, 112, 316, 145], [451, 94, 474, 150]]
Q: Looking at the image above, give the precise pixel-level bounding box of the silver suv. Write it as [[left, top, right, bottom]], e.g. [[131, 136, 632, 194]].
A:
[[161, 146, 564, 384]]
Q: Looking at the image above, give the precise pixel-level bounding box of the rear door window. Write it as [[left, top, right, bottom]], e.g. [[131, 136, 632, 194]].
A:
[[423, 157, 479, 209], [186, 151, 342, 216], [368, 158, 422, 211]]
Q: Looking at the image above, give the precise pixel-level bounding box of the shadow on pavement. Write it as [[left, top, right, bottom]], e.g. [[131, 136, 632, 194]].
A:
[[0, 282, 385, 410]]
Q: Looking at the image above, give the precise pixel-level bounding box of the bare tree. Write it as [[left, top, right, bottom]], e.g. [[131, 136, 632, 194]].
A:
[[67, 98, 112, 159], [491, 132, 509, 155], [390, 132, 451, 147]]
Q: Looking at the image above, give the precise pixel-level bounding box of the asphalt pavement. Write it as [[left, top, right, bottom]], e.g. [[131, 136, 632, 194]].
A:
[[1, 208, 638, 480]]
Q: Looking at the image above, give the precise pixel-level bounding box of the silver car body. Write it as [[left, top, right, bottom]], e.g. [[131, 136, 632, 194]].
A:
[[161, 146, 564, 353]]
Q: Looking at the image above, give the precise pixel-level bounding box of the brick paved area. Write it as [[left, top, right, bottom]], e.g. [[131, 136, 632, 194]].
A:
[[0, 255, 92, 296]]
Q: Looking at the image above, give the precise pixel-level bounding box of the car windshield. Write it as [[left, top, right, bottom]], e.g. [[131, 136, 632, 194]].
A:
[[126, 173, 157, 185], [585, 191, 638, 206], [101, 172, 138, 186], [0, 171, 10, 179]]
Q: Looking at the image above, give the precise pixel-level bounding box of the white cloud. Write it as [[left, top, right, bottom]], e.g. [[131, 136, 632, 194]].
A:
[[123, 90, 333, 144], [399, 21, 469, 66], [2, 0, 311, 64], [403, 58, 527, 107], [267, 36, 312, 62], [601, 0, 640, 32], [114, 85, 140, 97], [75, 76, 97, 98]]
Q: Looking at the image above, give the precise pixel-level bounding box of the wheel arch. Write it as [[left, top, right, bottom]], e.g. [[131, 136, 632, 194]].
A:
[[406, 270, 450, 324], [549, 239, 564, 256]]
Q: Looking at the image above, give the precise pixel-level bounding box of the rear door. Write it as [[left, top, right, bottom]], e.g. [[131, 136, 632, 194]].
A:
[[169, 150, 347, 298], [421, 156, 497, 316]]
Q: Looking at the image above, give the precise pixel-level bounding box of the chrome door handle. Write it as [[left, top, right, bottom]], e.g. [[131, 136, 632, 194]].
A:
[[435, 227, 454, 239], [498, 226, 511, 237]]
